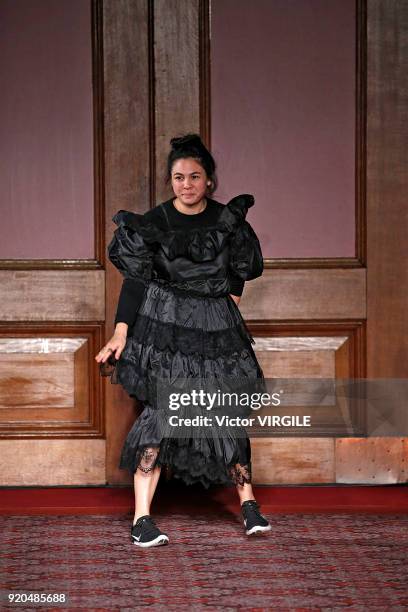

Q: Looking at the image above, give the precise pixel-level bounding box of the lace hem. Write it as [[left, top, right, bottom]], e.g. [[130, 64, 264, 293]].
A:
[[122, 444, 252, 488], [229, 462, 252, 486]]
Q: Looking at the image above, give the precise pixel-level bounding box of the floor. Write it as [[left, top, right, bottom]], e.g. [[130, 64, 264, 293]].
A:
[[1, 484, 407, 610]]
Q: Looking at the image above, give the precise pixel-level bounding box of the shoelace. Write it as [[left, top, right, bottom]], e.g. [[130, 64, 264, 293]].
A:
[[242, 501, 263, 519], [135, 517, 160, 538]]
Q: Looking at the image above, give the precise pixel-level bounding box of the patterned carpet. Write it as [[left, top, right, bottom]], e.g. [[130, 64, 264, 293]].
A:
[[1, 512, 408, 611]]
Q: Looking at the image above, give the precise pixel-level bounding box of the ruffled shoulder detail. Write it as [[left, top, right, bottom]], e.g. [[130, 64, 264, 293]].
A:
[[112, 209, 143, 230], [149, 194, 256, 262], [110, 194, 257, 267], [222, 195, 263, 282], [108, 210, 156, 280], [111, 208, 166, 246], [217, 193, 255, 228]]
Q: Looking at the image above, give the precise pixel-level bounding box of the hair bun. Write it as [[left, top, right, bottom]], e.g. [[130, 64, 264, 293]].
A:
[[170, 133, 203, 150]]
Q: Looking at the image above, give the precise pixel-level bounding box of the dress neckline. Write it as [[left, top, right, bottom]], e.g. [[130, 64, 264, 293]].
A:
[[170, 198, 209, 217]]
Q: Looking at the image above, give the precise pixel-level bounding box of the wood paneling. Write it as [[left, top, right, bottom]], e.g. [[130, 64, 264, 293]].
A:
[[366, 0, 408, 377], [252, 438, 335, 485], [102, 0, 151, 216], [239, 268, 366, 320], [154, 0, 201, 203], [254, 437, 408, 486], [336, 438, 408, 484], [0, 326, 103, 437], [103, 0, 152, 483], [0, 339, 80, 410], [252, 332, 364, 441], [255, 336, 346, 378], [0, 439, 106, 485], [251, 322, 366, 377], [0, 271, 105, 321]]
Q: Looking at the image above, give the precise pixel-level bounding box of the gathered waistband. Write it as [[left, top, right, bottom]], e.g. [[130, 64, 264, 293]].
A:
[[148, 276, 232, 299]]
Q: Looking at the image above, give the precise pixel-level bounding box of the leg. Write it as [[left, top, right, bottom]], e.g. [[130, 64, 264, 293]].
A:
[[230, 457, 255, 505], [133, 447, 161, 525], [236, 481, 256, 505], [233, 460, 271, 536], [131, 447, 169, 547]]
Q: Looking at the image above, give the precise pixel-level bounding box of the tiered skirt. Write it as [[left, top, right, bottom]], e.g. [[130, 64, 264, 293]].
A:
[[115, 278, 264, 488]]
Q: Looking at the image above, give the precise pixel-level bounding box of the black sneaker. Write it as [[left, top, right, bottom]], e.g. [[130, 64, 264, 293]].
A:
[[241, 500, 272, 536], [131, 515, 169, 548]]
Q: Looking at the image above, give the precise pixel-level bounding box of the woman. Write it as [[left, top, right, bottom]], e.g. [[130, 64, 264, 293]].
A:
[[95, 134, 271, 547]]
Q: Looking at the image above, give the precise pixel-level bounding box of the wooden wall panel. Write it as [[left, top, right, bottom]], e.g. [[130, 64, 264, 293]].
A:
[[0, 271, 105, 321], [366, 1, 408, 377], [253, 437, 408, 486], [154, 0, 200, 203], [336, 438, 408, 484], [0, 341, 77, 410], [252, 323, 366, 376], [240, 268, 366, 320], [0, 439, 106, 486], [255, 337, 346, 378], [250, 331, 364, 483], [0, 326, 103, 437], [252, 438, 335, 485], [103, 0, 152, 483]]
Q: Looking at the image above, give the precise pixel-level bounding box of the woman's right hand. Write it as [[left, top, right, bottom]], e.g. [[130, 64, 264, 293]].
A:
[[95, 324, 128, 363]]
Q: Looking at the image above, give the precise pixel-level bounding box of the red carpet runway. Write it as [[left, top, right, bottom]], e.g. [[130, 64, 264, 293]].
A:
[[1, 485, 407, 610]]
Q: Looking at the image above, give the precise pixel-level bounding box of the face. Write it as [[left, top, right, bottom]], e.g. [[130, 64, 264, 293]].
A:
[[171, 157, 209, 206]]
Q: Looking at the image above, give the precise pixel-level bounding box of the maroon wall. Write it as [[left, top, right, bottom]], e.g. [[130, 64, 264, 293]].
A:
[[211, 0, 356, 258], [0, 0, 94, 259]]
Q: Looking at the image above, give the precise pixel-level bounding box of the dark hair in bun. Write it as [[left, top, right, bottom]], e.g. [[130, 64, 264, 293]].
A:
[[165, 133, 218, 194]]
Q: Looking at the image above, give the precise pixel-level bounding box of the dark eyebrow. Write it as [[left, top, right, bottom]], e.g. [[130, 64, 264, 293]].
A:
[[173, 171, 202, 176]]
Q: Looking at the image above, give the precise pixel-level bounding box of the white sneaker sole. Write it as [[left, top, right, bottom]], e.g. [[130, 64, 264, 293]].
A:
[[132, 535, 169, 548], [246, 524, 272, 536]]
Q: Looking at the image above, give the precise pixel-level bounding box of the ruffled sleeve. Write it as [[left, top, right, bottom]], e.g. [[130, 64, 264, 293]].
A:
[[226, 195, 264, 281], [107, 210, 156, 281]]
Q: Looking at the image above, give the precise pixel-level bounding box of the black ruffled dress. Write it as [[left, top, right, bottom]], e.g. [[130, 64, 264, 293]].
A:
[[107, 194, 264, 488]]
